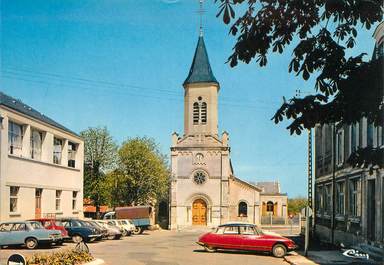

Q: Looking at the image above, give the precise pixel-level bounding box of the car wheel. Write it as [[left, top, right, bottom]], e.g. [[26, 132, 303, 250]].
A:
[[107, 234, 115, 240], [272, 244, 287, 258], [132, 227, 142, 235], [72, 235, 83, 243], [122, 229, 128, 237], [204, 245, 216, 253], [56, 240, 64, 246], [25, 238, 38, 249]]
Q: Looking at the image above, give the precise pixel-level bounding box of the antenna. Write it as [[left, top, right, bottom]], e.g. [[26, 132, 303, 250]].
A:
[[198, 0, 205, 36]]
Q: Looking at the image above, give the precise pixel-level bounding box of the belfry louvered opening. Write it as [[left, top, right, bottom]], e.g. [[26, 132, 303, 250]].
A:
[[192, 98, 207, 125], [193, 102, 199, 124]]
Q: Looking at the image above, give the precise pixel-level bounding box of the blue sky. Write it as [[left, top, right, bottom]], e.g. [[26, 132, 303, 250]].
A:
[[1, 0, 378, 197]]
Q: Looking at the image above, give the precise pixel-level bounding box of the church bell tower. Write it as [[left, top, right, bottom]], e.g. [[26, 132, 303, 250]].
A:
[[183, 35, 220, 137]]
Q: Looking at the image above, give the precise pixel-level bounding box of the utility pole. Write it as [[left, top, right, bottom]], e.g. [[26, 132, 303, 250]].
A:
[[296, 89, 313, 256], [331, 123, 336, 245], [295, 89, 313, 208], [308, 129, 313, 208]]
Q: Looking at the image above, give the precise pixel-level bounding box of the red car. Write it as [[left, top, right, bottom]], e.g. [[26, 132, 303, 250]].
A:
[[197, 223, 297, 258], [29, 218, 69, 244]]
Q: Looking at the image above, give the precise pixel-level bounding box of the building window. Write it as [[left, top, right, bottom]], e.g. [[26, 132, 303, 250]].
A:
[[53, 138, 63, 164], [56, 190, 62, 211], [315, 185, 323, 213], [266, 201, 274, 212], [193, 171, 206, 185], [30, 129, 43, 160], [9, 186, 19, 213], [35, 188, 43, 210], [8, 121, 23, 155], [336, 182, 345, 215], [336, 130, 344, 165], [377, 126, 383, 147], [325, 184, 332, 215], [238, 201, 248, 217], [349, 178, 361, 217], [72, 191, 78, 210], [68, 142, 77, 168], [350, 123, 358, 153], [367, 123, 374, 147]]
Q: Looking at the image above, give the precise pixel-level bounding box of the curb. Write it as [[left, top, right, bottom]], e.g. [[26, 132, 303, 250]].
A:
[[284, 257, 295, 265], [84, 258, 105, 265], [283, 252, 318, 265]]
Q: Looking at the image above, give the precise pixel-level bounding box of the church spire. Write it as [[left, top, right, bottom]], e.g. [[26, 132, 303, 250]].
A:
[[183, 36, 218, 86], [183, 0, 218, 87]]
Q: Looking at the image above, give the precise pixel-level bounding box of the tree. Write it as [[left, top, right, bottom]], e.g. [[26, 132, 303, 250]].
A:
[[81, 127, 118, 218], [215, 0, 383, 169], [288, 197, 308, 215], [108, 137, 169, 207]]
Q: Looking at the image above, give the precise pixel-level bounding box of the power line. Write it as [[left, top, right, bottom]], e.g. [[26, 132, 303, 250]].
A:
[[2, 74, 277, 111], [3, 66, 281, 106]]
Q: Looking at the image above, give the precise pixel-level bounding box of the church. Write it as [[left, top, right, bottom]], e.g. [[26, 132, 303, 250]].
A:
[[169, 31, 287, 230]]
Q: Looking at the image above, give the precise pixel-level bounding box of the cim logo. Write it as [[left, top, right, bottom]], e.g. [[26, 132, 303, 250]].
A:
[[342, 249, 370, 260]]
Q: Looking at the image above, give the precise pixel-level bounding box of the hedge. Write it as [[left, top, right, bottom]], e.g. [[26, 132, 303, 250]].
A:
[[26, 249, 94, 265]]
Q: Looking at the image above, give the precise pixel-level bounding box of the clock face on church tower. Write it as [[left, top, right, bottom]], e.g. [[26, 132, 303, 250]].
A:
[[193, 171, 206, 185]]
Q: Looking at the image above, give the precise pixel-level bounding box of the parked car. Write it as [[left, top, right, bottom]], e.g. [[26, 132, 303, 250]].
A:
[[0, 221, 62, 249], [95, 220, 123, 240], [196, 223, 297, 258], [59, 218, 102, 243], [105, 219, 132, 236], [82, 220, 108, 240], [119, 219, 136, 234], [29, 218, 69, 245]]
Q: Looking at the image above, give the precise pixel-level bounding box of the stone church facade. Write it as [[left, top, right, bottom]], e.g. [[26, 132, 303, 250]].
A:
[[169, 34, 264, 230]]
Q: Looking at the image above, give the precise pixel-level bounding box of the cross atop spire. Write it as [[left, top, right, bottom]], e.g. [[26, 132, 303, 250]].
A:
[[198, 0, 204, 37]]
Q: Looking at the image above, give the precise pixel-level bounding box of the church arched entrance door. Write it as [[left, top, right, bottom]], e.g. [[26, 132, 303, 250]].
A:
[[192, 199, 207, 226]]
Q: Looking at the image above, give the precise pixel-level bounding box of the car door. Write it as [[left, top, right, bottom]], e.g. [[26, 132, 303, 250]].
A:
[[0, 223, 13, 245], [10, 223, 28, 245], [63, 220, 73, 236], [216, 226, 243, 250], [239, 225, 267, 251]]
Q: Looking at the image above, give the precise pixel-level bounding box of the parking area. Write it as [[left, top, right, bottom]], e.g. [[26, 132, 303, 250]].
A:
[[0, 230, 290, 265]]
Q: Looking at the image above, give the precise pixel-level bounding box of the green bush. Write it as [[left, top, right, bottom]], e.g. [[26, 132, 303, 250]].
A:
[[26, 249, 94, 265]]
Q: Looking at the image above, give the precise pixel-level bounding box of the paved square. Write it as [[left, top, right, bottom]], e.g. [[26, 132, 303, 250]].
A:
[[0, 230, 289, 265]]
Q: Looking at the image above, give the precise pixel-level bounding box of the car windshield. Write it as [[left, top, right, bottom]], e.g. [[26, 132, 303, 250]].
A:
[[121, 220, 128, 225], [30, 221, 44, 230]]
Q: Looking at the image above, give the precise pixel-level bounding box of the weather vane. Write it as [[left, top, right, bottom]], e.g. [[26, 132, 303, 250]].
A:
[[197, 0, 205, 36]]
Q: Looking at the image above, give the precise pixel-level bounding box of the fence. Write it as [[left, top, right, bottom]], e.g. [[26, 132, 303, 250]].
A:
[[261, 215, 300, 226]]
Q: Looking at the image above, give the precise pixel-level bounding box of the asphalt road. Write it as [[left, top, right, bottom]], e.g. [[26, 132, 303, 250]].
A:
[[0, 230, 289, 265]]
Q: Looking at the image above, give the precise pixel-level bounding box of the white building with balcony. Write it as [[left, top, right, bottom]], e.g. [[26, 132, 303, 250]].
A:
[[0, 91, 84, 221]]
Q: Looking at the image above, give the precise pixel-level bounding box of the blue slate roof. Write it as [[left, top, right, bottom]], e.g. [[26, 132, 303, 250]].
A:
[[183, 36, 219, 86], [0, 91, 80, 137]]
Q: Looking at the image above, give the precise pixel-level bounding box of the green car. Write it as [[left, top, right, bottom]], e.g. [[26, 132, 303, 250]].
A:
[[0, 221, 62, 249]]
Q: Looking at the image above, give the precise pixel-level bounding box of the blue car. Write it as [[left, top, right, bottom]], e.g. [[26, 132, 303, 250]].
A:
[[59, 218, 102, 243], [0, 221, 62, 249]]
